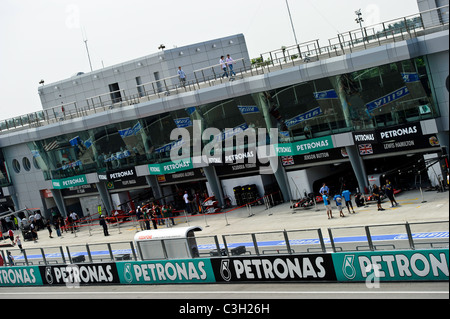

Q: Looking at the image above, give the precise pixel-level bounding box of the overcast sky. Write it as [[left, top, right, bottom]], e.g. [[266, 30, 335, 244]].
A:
[[0, 0, 420, 120]]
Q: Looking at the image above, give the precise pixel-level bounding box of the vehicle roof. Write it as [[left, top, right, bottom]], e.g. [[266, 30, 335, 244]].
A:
[[134, 226, 202, 241]]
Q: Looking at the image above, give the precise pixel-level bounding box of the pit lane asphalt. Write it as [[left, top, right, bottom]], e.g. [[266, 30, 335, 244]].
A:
[[4, 188, 447, 250]]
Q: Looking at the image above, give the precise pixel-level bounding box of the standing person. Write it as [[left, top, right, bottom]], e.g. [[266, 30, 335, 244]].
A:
[[183, 191, 191, 214], [66, 215, 73, 233], [384, 179, 398, 207], [167, 204, 176, 226], [45, 219, 53, 238], [155, 204, 164, 226], [99, 215, 109, 236], [30, 222, 38, 242], [136, 206, 145, 231], [341, 189, 356, 214], [150, 204, 158, 230], [177, 66, 186, 87], [143, 207, 151, 230], [322, 193, 333, 219], [219, 56, 228, 78], [226, 54, 236, 77], [372, 184, 385, 211], [35, 211, 44, 230], [7, 252, 14, 266], [15, 236, 23, 252], [162, 204, 169, 227], [319, 183, 329, 196], [54, 217, 62, 237], [7, 229, 15, 245], [70, 211, 79, 232], [333, 193, 345, 217], [60, 216, 67, 233]]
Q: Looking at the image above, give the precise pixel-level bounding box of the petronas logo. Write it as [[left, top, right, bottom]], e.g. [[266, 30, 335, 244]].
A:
[[220, 259, 232, 281], [45, 266, 53, 285], [123, 263, 133, 283], [342, 255, 356, 279]]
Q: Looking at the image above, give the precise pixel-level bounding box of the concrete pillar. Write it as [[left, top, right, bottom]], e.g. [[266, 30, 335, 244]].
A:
[[96, 182, 113, 216], [50, 189, 68, 217], [145, 175, 164, 205], [203, 166, 225, 207], [269, 156, 292, 202], [253, 92, 292, 201], [346, 145, 369, 193]]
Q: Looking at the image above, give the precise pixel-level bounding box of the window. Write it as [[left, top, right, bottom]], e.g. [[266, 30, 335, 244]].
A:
[[33, 157, 41, 170], [12, 159, 21, 173], [22, 157, 31, 171], [108, 83, 122, 103]]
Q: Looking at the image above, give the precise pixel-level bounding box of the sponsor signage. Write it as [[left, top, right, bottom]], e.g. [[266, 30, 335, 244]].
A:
[[173, 117, 193, 128], [98, 168, 137, 181], [352, 122, 439, 156], [159, 168, 206, 184], [285, 106, 323, 128], [203, 147, 260, 166], [61, 184, 98, 197], [52, 175, 87, 189], [0, 266, 43, 286], [353, 131, 378, 145], [115, 259, 215, 284], [238, 105, 260, 114], [148, 158, 193, 175], [39, 263, 120, 286], [215, 162, 269, 177], [366, 86, 410, 113], [98, 168, 146, 190], [275, 136, 334, 157], [378, 123, 421, 141], [401, 72, 420, 83], [211, 254, 336, 282], [353, 123, 422, 145], [313, 89, 338, 100], [118, 122, 142, 138], [282, 148, 349, 167], [333, 249, 449, 282]]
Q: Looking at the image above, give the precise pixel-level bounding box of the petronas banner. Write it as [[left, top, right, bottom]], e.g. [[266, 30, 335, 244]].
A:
[[274, 136, 334, 157]]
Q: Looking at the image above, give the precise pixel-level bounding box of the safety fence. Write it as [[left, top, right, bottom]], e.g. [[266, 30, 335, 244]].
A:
[[0, 248, 447, 286], [1, 220, 448, 286], [3, 220, 448, 267]]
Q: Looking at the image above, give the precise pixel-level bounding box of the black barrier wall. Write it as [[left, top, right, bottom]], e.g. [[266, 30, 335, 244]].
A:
[[211, 254, 337, 282]]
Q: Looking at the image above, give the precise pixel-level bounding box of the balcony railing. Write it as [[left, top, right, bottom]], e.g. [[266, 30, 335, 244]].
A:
[[0, 5, 448, 135]]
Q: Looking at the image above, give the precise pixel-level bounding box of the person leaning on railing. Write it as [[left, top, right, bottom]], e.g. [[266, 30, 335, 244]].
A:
[[177, 66, 186, 87]]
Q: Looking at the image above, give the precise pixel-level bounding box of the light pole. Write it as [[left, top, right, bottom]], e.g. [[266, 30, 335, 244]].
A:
[[355, 9, 367, 43], [285, 0, 299, 46], [355, 9, 364, 34]]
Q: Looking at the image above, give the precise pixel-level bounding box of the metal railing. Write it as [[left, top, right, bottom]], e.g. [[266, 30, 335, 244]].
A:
[[1, 220, 447, 266], [0, 5, 448, 134]]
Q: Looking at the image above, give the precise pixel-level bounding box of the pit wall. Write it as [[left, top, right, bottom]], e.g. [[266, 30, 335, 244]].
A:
[[0, 249, 448, 287]]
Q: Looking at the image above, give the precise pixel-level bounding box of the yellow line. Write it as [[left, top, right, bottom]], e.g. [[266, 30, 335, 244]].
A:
[[397, 198, 418, 201]]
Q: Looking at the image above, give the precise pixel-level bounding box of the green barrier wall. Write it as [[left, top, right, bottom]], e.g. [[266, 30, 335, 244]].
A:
[[115, 259, 216, 284], [332, 249, 449, 282], [0, 266, 43, 286], [1, 249, 448, 287]]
